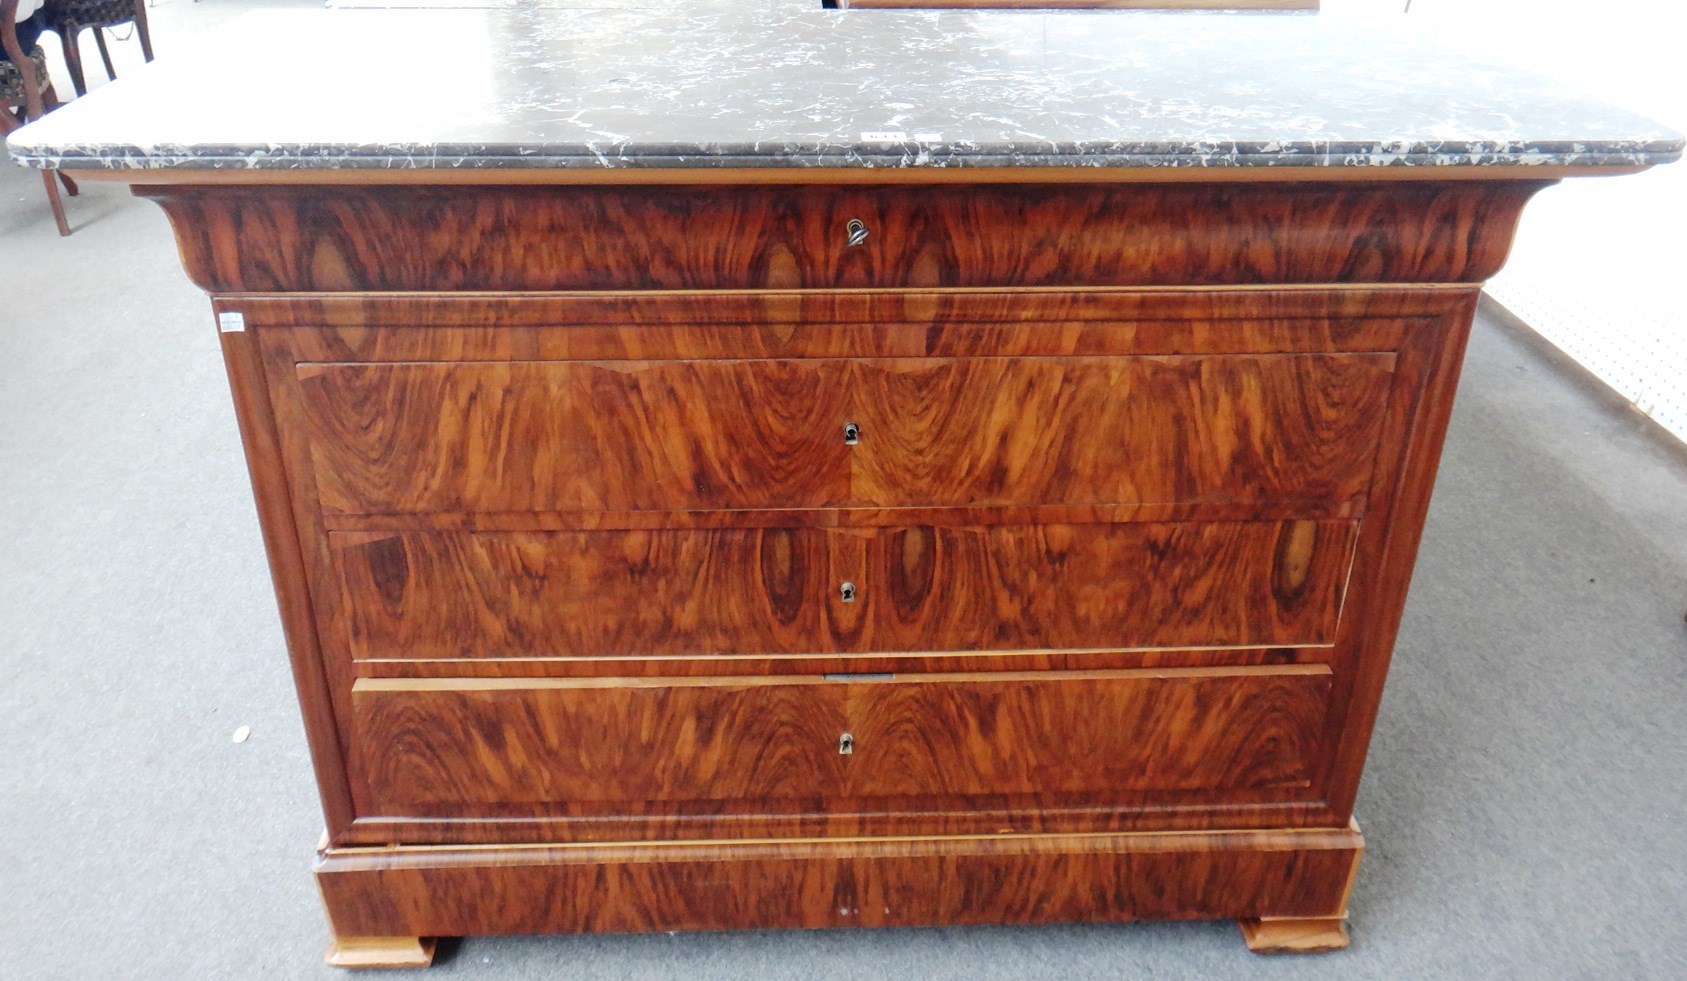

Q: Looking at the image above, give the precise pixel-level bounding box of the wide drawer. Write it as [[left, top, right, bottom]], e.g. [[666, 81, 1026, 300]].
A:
[[297, 354, 1394, 515], [350, 666, 1333, 815], [148, 182, 1540, 292], [331, 520, 1356, 660]]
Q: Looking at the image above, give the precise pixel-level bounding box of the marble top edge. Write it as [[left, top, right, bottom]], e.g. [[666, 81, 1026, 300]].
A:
[[7, 7, 1683, 174], [15, 140, 1683, 172]]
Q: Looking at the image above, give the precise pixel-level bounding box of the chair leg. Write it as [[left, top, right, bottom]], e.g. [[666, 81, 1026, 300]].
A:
[[59, 31, 89, 97], [133, 0, 155, 61], [41, 170, 71, 236], [94, 29, 116, 81], [35, 85, 78, 200]]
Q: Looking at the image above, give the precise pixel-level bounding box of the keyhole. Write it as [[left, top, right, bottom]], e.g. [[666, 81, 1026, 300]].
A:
[[839, 581, 857, 603], [839, 733, 854, 755], [843, 422, 860, 445], [846, 219, 869, 247]]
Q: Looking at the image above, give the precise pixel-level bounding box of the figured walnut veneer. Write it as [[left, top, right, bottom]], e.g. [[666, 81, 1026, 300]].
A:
[[315, 825, 1364, 941], [331, 521, 1357, 660], [294, 354, 1394, 515], [144, 182, 1537, 293], [142, 178, 1547, 963], [353, 667, 1332, 813]]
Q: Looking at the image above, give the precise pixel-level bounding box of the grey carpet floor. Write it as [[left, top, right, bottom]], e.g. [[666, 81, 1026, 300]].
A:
[[3, 8, 1687, 978]]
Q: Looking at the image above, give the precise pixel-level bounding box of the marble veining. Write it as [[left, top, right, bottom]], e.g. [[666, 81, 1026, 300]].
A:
[[5, 6, 1681, 171]]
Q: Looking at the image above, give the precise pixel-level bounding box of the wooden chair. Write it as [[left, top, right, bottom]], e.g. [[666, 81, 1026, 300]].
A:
[[42, 0, 152, 97], [1, 0, 77, 235]]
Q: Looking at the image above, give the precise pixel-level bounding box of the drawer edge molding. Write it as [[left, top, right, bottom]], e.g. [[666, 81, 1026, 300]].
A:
[[349, 665, 1334, 816], [315, 821, 1364, 937], [143, 181, 1546, 293], [351, 663, 1332, 693]]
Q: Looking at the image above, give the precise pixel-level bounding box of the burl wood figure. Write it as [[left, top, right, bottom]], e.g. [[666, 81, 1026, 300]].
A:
[[150, 180, 1516, 964], [11, 8, 1676, 963]]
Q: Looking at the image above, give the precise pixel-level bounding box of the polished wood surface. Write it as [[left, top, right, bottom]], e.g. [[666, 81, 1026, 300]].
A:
[[137, 175, 1548, 960], [322, 936, 435, 970], [1, 0, 78, 235], [353, 666, 1332, 815], [1238, 915, 1352, 953], [295, 354, 1393, 515], [315, 824, 1363, 939], [241, 287, 1434, 361], [331, 521, 1356, 660], [141, 181, 1544, 293]]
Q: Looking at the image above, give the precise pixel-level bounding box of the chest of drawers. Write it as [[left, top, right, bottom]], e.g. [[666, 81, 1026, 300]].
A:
[[140, 175, 1541, 965]]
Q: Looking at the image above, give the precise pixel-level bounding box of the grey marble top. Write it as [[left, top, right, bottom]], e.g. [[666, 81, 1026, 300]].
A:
[[6, 6, 1681, 173]]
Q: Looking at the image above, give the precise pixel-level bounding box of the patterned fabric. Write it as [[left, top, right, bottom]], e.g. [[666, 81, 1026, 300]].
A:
[[43, 0, 136, 33], [0, 45, 52, 104]]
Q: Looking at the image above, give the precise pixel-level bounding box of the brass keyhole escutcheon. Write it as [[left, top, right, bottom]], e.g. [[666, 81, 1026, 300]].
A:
[[839, 581, 857, 603], [846, 218, 869, 247], [839, 733, 854, 755], [843, 422, 860, 445]]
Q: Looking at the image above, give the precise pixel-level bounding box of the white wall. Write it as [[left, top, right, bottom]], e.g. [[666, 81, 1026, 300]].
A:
[[1324, 0, 1687, 442]]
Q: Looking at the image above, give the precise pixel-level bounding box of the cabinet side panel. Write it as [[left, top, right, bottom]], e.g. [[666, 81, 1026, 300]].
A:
[[1315, 291, 1481, 818], [217, 325, 357, 836]]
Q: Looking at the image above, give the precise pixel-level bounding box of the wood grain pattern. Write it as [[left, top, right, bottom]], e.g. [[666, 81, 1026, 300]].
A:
[[332, 526, 866, 659], [330, 521, 1356, 660], [323, 501, 1360, 533], [229, 286, 1462, 359], [226, 281, 1454, 851], [873, 521, 1356, 652], [142, 181, 1546, 293], [297, 359, 850, 514], [322, 936, 435, 969], [1238, 915, 1351, 953], [1314, 291, 1480, 820], [354, 645, 1327, 683], [351, 667, 1331, 815], [851, 356, 1392, 509], [138, 174, 1553, 954], [295, 355, 1394, 516], [215, 328, 360, 836], [315, 824, 1363, 938]]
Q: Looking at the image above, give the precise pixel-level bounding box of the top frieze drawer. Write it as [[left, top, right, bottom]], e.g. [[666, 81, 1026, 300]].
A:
[[141, 181, 1542, 293]]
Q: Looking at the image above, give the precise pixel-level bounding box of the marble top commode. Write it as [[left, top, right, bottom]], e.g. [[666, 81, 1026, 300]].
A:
[[6, 6, 1681, 172]]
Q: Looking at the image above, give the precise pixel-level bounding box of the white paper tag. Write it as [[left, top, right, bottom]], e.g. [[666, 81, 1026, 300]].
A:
[[860, 131, 908, 143], [217, 312, 246, 333]]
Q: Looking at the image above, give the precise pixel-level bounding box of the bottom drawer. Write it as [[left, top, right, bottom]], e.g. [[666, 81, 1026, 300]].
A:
[[351, 666, 1331, 817]]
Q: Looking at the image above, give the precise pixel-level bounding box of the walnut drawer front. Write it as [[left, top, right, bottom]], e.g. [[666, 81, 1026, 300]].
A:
[[350, 666, 1332, 815], [150, 182, 1541, 293], [331, 520, 1356, 660], [296, 354, 1394, 515]]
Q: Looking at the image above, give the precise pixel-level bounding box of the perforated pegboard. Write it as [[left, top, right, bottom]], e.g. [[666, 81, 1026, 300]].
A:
[[1485, 164, 1687, 445], [1383, 0, 1687, 447]]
